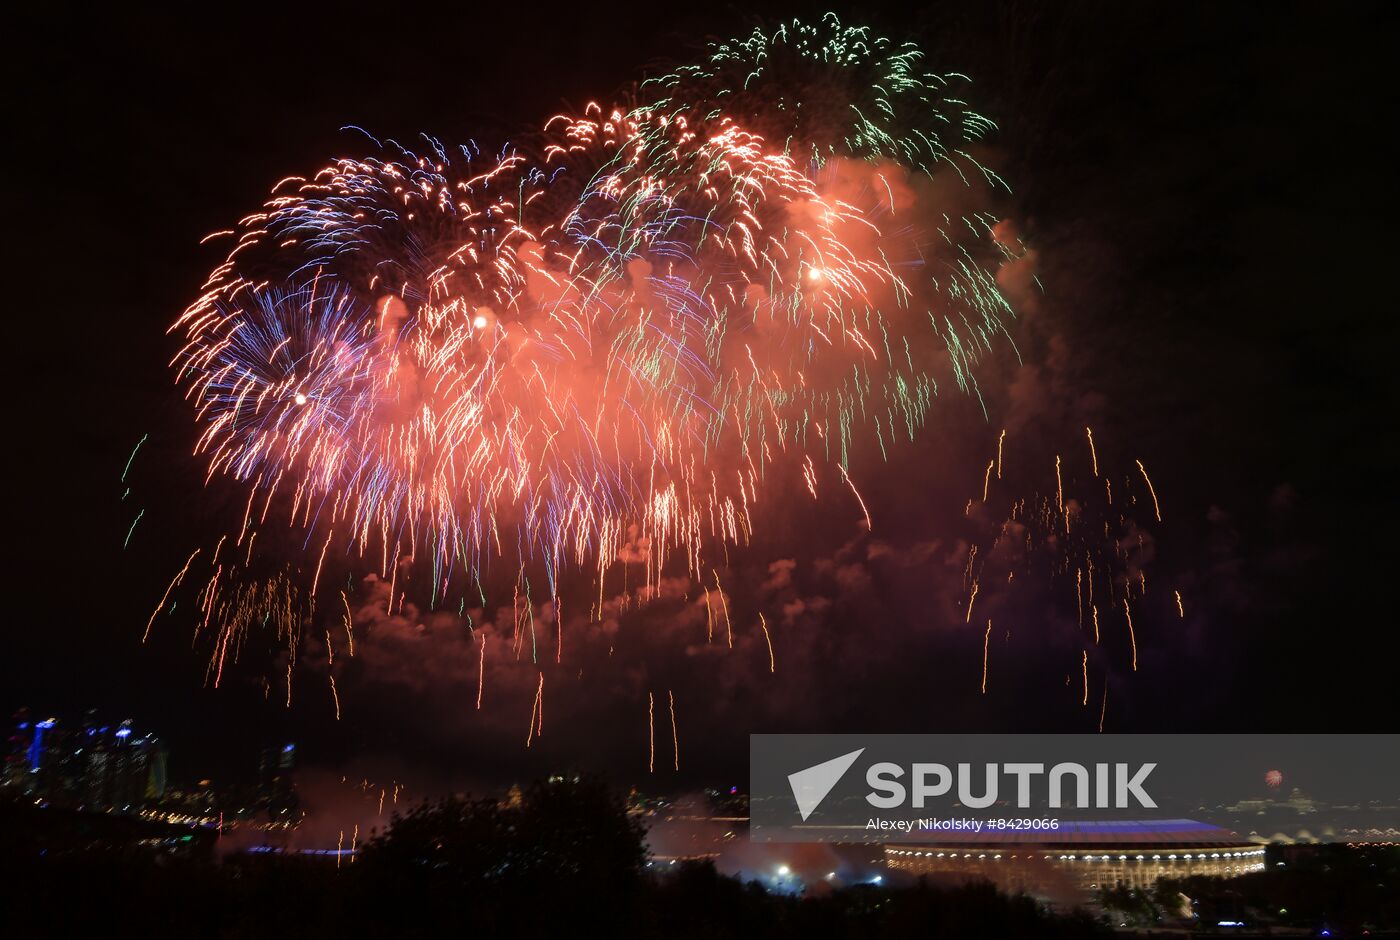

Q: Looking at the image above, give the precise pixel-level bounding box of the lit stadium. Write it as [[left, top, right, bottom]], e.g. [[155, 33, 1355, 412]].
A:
[[885, 819, 1265, 897]]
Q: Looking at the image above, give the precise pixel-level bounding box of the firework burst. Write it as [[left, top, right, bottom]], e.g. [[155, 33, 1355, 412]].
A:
[[173, 21, 1016, 589], [161, 19, 1031, 718]]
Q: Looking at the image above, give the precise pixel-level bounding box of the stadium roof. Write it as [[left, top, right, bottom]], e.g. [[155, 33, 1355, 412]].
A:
[[888, 818, 1254, 848]]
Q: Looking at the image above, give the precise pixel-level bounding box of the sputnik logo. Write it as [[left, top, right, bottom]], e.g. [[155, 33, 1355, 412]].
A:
[[787, 748, 865, 821]]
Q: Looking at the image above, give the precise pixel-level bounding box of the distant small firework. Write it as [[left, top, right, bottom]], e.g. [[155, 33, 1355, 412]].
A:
[[1265, 769, 1284, 789], [963, 426, 1175, 726]]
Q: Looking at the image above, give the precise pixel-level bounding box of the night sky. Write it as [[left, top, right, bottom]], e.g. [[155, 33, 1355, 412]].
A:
[[7, 2, 1395, 795]]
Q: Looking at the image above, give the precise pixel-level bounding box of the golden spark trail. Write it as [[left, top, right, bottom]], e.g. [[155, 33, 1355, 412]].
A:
[[981, 619, 992, 694], [310, 528, 333, 603], [525, 671, 544, 746], [759, 613, 775, 673], [996, 429, 1005, 478], [1123, 599, 1138, 671], [1055, 455, 1063, 514], [144, 549, 200, 642], [1174, 590, 1184, 618], [476, 634, 486, 709], [668, 690, 679, 772], [1086, 427, 1099, 477], [535, 674, 544, 738], [1081, 650, 1089, 706], [1076, 567, 1084, 629], [1136, 459, 1162, 521], [713, 571, 732, 648], [704, 587, 714, 643], [647, 692, 655, 773], [330, 674, 341, 720], [965, 580, 979, 624], [982, 459, 994, 502], [340, 591, 355, 655], [838, 464, 872, 530]]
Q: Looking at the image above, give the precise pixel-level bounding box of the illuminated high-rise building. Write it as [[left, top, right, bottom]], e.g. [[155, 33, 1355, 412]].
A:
[[258, 742, 300, 821], [2, 709, 170, 814]]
